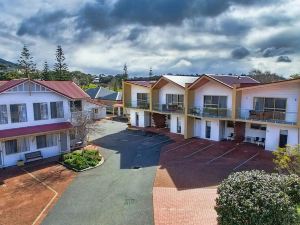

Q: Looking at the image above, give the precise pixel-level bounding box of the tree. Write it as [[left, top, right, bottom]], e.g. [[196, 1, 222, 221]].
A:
[[18, 45, 36, 79], [41, 61, 52, 80], [123, 63, 128, 79], [290, 74, 300, 79], [54, 45, 70, 80], [273, 145, 300, 175], [149, 67, 153, 77], [248, 69, 285, 83]]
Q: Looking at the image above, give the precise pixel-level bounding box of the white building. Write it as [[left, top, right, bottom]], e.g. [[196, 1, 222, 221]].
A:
[[0, 79, 106, 167], [123, 75, 300, 151]]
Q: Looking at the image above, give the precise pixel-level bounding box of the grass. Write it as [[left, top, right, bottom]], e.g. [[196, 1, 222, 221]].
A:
[[297, 204, 300, 215], [63, 149, 102, 171]]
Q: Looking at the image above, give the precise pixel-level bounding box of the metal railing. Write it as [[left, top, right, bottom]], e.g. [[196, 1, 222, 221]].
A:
[[125, 101, 150, 110], [189, 107, 232, 118], [153, 103, 184, 114], [237, 109, 297, 125]]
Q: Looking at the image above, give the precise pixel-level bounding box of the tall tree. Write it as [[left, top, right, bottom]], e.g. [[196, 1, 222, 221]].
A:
[[290, 74, 300, 79], [248, 69, 285, 83], [123, 63, 128, 79], [54, 45, 70, 80], [18, 44, 36, 79], [41, 61, 51, 80]]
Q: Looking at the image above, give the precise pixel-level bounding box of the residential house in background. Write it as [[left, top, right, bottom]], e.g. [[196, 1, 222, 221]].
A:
[[0, 79, 106, 168], [86, 86, 122, 116], [123, 74, 300, 151]]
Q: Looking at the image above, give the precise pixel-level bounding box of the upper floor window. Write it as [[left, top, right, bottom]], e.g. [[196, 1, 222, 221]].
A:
[[137, 93, 149, 107], [33, 102, 48, 120], [70, 100, 82, 112], [204, 96, 227, 108], [36, 134, 57, 149], [0, 105, 8, 124], [5, 138, 30, 155], [166, 94, 184, 106], [50, 101, 64, 119], [10, 104, 27, 123], [254, 97, 286, 112]]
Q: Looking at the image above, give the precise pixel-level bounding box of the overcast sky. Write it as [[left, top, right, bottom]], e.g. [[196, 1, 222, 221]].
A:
[[1, 0, 300, 77]]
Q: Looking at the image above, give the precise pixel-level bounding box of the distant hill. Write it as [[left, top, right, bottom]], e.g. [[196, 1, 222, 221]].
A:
[[0, 58, 18, 71]]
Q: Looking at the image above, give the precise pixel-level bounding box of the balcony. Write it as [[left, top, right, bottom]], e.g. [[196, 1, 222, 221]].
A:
[[125, 101, 150, 110], [189, 107, 232, 118], [237, 109, 297, 125], [153, 103, 184, 114]]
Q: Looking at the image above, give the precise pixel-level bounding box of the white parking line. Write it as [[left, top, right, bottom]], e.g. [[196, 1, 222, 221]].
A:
[[233, 152, 260, 171], [184, 144, 215, 158], [165, 140, 197, 153], [206, 147, 236, 164], [149, 139, 172, 148], [21, 168, 58, 225]]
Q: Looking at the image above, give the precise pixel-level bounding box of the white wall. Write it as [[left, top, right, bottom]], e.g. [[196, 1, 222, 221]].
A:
[[131, 85, 150, 107], [170, 114, 184, 135], [196, 118, 221, 141], [159, 83, 184, 104], [129, 109, 150, 127], [245, 123, 266, 139], [0, 131, 70, 167], [265, 125, 299, 151], [240, 82, 300, 123], [0, 90, 71, 130], [83, 101, 106, 119], [193, 81, 232, 109]]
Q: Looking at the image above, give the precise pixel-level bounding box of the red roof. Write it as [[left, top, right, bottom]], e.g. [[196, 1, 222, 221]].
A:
[[125, 80, 153, 88], [0, 122, 73, 139], [208, 75, 259, 87], [34, 80, 90, 99], [0, 79, 90, 99]]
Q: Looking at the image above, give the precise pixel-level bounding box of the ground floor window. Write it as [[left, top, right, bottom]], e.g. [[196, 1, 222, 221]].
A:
[[5, 138, 30, 155], [36, 134, 58, 149]]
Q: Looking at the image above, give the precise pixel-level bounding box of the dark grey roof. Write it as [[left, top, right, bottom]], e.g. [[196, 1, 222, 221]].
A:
[[85, 86, 122, 101]]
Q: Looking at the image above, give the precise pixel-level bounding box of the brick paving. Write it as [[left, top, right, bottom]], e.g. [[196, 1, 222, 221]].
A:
[[147, 127, 275, 225]]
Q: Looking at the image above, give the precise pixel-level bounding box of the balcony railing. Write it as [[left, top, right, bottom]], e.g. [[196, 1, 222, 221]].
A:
[[153, 103, 184, 114], [125, 101, 150, 110], [189, 107, 232, 118], [237, 109, 297, 125]]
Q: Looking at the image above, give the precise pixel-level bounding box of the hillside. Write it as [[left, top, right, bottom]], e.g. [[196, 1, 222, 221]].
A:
[[0, 58, 18, 71]]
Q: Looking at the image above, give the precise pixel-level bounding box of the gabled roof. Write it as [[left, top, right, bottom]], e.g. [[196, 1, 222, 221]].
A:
[[86, 87, 99, 98], [152, 75, 199, 89], [124, 80, 154, 88], [0, 79, 90, 99], [188, 74, 259, 90], [86, 86, 122, 101]]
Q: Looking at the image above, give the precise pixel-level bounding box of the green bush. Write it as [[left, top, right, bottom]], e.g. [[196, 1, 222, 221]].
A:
[[63, 149, 101, 171], [216, 170, 300, 225]]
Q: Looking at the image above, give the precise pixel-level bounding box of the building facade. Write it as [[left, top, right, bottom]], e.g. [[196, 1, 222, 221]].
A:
[[123, 75, 300, 151], [0, 79, 106, 167]]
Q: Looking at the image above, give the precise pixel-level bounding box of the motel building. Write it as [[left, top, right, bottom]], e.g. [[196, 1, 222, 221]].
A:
[[123, 74, 300, 151], [0, 79, 106, 168]]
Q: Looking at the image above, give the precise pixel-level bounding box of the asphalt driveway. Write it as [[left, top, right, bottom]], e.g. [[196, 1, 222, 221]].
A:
[[42, 120, 171, 225]]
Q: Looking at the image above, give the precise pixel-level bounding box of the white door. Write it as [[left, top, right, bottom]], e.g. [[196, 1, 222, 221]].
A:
[[0, 151, 3, 167], [60, 132, 68, 153], [194, 119, 201, 137]]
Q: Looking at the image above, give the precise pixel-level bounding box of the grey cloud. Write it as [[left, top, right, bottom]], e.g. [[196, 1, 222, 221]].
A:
[[277, 55, 292, 62], [231, 47, 250, 59], [262, 47, 293, 57], [127, 27, 146, 41], [17, 10, 71, 39]]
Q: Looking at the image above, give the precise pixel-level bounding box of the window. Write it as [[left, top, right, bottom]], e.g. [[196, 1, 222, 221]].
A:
[[93, 108, 99, 114], [5, 138, 29, 155], [227, 121, 234, 128], [70, 100, 82, 112], [36, 134, 57, 149], [204, 96, 227, 108], [50, 101, 64, 118], [0, 105, 8, 124], [254, 97, 286, 112], [10, 104, 27, 123], [250, 123, 266, 130], [33, 103, 48, 120], [166, 94, 184, 106], [69, 129, 76, 140], [137, 93, 148, 104]]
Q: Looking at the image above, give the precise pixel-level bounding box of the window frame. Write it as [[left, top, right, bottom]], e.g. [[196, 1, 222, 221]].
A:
[[253, 97, 287, 112], [10, 104, 27, 123], [33, 102, 49, 121], [203, 95, 228, 109], [0, 104, 8, 124], [50, 101, 64, 119]]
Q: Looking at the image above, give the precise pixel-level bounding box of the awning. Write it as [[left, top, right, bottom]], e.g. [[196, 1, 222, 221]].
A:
[[0, 122, 73, 140]]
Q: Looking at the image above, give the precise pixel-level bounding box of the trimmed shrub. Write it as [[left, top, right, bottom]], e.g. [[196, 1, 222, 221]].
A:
[[63, 149, 101, 171], [216, 170, 299, 225]]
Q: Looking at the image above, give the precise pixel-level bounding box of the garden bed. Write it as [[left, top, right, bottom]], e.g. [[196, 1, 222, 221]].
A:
[[62, 149, 104, 172]]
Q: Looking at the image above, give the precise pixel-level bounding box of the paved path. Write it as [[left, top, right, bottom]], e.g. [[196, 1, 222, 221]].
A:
[[43, 120, 167, 225]]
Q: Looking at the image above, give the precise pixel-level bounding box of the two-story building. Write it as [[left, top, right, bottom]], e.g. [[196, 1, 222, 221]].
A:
[[0, 79, 106, 167], [123, 74, 300, 151]]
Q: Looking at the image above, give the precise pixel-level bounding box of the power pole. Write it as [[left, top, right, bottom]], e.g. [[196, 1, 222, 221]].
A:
[[149, 67, 153, 78], [123, 63, 128, 79]]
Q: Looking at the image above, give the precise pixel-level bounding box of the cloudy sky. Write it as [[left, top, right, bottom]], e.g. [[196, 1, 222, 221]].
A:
[[1, 0, 300, 77]]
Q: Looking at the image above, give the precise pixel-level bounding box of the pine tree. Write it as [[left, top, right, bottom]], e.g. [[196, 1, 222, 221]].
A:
[[41, 61, 51, 80], [54, 45, 70, 80], [123, 63, 128, 79], [18, 44, 36, 79]]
